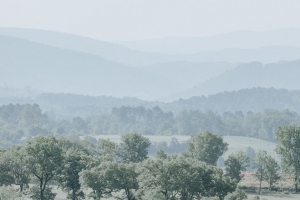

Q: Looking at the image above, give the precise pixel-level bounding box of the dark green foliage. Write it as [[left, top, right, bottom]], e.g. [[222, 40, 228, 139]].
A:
[[136, 155, 236, 200], [58, 151, 85, 200], [0, 150, 15, 186], [186, 131, 228, 165], [225, 151, 250, 182], [30, 186, 56, 200], [24, 135, 63, 200], [118, 133, 151, 163], [253, 150, 280, 193], [1, 103, 300, 148], [155, 148, 168, 159], [224, 188, 247, 200], [79, 162, 115, 200], [275, 126, 300, 192]]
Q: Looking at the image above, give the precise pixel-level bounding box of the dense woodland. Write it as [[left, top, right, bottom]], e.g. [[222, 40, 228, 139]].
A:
[[0, 102, 299, 147], [2, 87, 300, 118]]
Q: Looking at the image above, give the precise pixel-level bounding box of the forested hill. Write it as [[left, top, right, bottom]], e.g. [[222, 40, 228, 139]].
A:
[[162, 87, 300, 114], [165, 60, 300, 100], [1, 88, 300, 118]]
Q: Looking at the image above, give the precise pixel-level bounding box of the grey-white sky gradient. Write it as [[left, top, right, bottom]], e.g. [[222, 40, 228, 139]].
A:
[[1, 0, 300, 41]]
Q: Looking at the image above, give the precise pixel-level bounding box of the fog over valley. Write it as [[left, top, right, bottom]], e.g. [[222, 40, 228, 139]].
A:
[[1, 1, 300, 200]]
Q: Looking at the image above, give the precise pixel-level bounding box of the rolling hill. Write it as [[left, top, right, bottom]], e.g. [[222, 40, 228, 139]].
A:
[[117, 28, 300, 54], [0, 35, 185, 100], [163, 60, 300, 101], [0, 27, 176, 66], [2, 28, 300, 65], [139, 61, 237, 87]]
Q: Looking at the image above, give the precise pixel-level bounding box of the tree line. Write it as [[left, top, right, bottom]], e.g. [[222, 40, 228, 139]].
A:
[[1, 104, 299, 147], [2, 126, 300, 199], [2, 87, 300, 119], [0, 132, 236, 200]]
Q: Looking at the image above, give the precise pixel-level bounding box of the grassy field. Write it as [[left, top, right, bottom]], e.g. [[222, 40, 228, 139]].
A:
[[89, 135, 278, 159]]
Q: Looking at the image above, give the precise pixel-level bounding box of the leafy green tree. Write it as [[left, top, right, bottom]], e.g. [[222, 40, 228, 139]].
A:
[[58, 150, 85, 200], [118, 133, 151, 163], [264, 155, 280, 191], [275, 126, 300, 192], [136, 156, 236, 200], [253, 150, 280, 193], [0, 149, 14, 186], [24, 135, 63, 200], [2, 146, 30, 191], [225, 151, 250, 183], [110, 163, 139, 200], [30, 186, 56, 200], [98, 138, 118, 161], [186, 131, 228, 165], [155, 148, 168, 159], [79, 162, 121, 200], [253, 150, 267, 194]]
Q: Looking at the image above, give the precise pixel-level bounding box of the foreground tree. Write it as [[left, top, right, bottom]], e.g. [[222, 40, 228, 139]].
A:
[[275, 126, 300, 192], [58, 150, 85, 200], [0, 149, 14, 187], [253, 150, 280, 193], [110, 163, 139, 200], [24, 136, 63, 200], [186, 131, 228, 165], [2, 146, 30, 191], [79, 162, 115, 200], [225, 151, 250, 183], [264, 155, 280, 191], [253, 150, 267, 194], [118, 133, 151, 163]]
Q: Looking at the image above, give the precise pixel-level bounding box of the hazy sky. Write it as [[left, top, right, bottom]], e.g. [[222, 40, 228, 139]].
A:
[[1, 0, 300, 41]]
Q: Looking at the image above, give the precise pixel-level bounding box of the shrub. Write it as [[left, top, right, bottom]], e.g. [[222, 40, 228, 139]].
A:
[[29, 186, 56, 200], [0, 186, 24, 200], [224, 188, 247, 200]]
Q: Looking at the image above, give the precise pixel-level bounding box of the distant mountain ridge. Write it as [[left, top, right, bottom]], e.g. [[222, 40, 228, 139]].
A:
[[0, 35, 185, 100], [1, 28, 300, 65], [0, 27, 176, 66], [117, 28, 300, 54], [163, 60, 300, 101], [139, 61, 237, 87], [2, 88, 300, 119], [160, 87, 300, 114]]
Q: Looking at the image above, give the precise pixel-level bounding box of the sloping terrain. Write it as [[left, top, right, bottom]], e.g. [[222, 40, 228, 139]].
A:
[[0, 35, 185, 100], [164, 60, 300, 101], [0, 27, 175, 66], [117, 29, 300, 54]]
